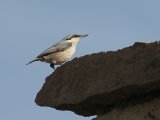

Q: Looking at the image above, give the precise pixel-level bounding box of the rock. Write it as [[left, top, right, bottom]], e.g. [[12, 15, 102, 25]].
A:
[[35, 41, 160, 117], [95, 97, 160, 120]]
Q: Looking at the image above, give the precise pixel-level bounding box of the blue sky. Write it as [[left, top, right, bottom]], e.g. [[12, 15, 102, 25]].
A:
[[1, 0, 160, 120]]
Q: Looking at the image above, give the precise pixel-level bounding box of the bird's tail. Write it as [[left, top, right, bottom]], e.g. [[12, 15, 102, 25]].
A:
[[26, 58, 42, 65]]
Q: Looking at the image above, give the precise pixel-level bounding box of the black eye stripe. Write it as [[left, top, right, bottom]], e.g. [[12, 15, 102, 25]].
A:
[[71, 35, 80, 39], [66, 35, 80, 40], [73, 35, 79, 37]]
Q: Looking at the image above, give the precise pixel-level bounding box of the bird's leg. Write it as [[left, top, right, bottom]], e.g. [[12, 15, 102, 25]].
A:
[[50, 63, 55, 70]]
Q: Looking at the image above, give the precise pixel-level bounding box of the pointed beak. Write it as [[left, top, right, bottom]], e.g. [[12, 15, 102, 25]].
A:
[[80, 34, 88, 38]]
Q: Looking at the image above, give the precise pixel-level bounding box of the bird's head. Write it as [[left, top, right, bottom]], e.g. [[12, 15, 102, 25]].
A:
[[63, 34, 88, 42]]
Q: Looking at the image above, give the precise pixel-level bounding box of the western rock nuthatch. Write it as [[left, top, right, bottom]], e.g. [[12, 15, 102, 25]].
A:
[[27, 34, 88, 69]]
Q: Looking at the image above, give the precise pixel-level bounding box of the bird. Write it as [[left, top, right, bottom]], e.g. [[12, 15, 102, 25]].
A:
[[26, 34, 88, 69]]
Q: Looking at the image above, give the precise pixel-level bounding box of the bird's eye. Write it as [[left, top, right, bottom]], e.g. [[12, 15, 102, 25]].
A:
[[73, 35, 79, 38], [66, 35, 79, 40]]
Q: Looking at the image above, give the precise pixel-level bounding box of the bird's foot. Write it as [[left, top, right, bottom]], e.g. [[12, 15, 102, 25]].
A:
[[50, 63, 55, 70]]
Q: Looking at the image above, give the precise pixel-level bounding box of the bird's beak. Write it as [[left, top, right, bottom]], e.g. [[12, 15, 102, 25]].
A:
[[80, 34, 88, 38]]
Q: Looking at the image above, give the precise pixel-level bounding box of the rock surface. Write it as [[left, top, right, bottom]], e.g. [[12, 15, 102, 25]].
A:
[[35, 41, 160, 117], [95, 97, 160, 120]]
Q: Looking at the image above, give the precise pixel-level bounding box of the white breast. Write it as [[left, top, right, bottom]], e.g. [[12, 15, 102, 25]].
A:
[[45, 45, 76, 64], [45, 38, 80, 64]]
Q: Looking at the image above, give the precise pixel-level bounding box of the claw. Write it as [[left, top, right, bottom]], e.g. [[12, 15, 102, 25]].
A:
[[50, 63, 55, 70]]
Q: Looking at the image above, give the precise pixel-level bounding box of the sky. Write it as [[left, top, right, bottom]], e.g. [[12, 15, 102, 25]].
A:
[[1, 0, 160, 120]]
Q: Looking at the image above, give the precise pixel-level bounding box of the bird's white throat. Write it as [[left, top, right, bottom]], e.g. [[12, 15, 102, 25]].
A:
[[70, 37, 80, 46]]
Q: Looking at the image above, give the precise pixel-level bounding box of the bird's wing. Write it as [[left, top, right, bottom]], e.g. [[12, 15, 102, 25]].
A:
[[37, 41, 72, 57]]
